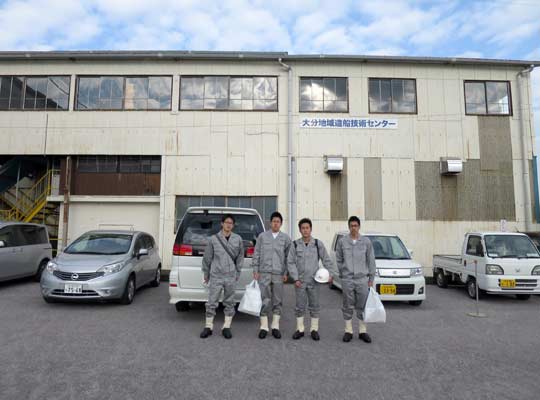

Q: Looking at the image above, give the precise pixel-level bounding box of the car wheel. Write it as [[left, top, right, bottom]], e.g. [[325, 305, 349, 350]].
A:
[[408, 300, 423, 306], [516, 294, 531, 301], [150, 265, 161, 287], [466, 278, 478, 299], [175, 301, 190, 312], [34, 260, 48, 282], [435, 270, 448, 288], [120, 275, 136, 305]]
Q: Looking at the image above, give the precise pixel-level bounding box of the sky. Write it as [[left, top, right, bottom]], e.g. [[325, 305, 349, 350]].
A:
[[0, 0, 538, 140]]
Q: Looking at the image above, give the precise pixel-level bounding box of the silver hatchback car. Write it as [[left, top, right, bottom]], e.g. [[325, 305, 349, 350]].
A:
[[40, 230, 161, 304]]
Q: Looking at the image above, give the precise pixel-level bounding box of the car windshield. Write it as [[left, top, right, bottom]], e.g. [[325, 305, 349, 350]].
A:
[[64, 233, 133, 255], [175, 213, 264, 249], [484, 235, 540, 258], [367, 236, 410, 260]]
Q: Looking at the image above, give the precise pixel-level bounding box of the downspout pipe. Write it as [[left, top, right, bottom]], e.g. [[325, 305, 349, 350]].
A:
[[278, 58, 295, 236], [517, 65, 536, 231]]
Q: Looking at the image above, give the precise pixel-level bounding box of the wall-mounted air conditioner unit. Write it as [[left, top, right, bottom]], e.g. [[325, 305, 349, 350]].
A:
[[324, 156, 344, 175], [440, 158, 463, 175]]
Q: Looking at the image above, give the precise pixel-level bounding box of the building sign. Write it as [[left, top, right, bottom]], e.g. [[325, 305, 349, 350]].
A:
[[300, 118, 398, 129]]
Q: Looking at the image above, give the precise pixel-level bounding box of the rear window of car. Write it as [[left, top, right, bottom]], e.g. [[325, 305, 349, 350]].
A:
[[175, 213, 264, 254]]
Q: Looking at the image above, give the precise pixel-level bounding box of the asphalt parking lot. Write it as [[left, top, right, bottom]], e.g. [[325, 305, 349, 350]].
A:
[[0, 279, 539, 400]]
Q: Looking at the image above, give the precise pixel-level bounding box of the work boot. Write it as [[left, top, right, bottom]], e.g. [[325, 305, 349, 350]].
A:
[[222, 328, 232, 339], [311, 331, 320, 341], [200, 328, 213, 339], [342, 332, 353, 342], [292, 330, 304, 340], [359, 333, 372, 343], [271, 329, 282, 339], [258, 329, 268, 339]]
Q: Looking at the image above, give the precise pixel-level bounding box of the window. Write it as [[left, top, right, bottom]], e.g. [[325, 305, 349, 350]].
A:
[[180, 76, 277, 111], [76, 156, 161, 174], [19, 226, 48, 245], [369, 78, 417, 114], [464, 81, 511, 115], [175, 196, 278, 231], [300, 77, 348, 112], [466, 236, 483, 256], [76, 76, 172, 110], [0, 226, 20, 247], [0, 76, 70, 110]]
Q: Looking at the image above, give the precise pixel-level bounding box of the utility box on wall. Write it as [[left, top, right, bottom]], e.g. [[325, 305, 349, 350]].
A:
[[324, 155, 344, 175], [440, 158, 463, 175]]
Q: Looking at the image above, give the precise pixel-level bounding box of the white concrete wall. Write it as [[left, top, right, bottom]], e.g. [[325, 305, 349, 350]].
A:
[[1, 58, 537, 272]]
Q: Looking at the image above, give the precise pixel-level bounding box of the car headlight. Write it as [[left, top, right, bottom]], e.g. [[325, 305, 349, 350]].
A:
[[46, 261, 58, 273], [532, 265, 540, 275], [410, 267, 423, 276], [97, 262, 125, 275], [486, 264, 504, 275]]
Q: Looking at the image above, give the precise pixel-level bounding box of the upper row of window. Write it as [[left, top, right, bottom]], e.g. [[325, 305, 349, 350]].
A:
[[0, 75, 512, 116]]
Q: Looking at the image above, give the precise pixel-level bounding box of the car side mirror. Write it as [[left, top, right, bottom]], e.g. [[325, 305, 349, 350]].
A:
[[0, 240, 5, 248], [137, 248, 149, 259]]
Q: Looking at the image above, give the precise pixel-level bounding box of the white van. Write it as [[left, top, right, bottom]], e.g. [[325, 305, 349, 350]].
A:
[[330, 232, 426, 305], [168, 207, 265, 311]]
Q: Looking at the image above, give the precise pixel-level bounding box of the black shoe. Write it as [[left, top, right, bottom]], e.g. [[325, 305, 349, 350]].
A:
[[292, 330, 304, 340], [272, 329, 282, 339], [342, 332, 353, 342], [200, 328, 213, 339], [359, 333, 372, 343], [222, 328, 232, 339], [311, 331, 320, 341], [258, 329, 268, 339]]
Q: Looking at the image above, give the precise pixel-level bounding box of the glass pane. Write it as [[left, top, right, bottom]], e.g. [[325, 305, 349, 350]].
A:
[[253, 77, 277, 100], [230, 78, 242, 99], [324, 100, 336, 111], [10, 77, 24, 109], [213, 196, 226, 206], [97, 156, 117, 173], [201, 197, 214, 207], [77, 156, 98, 172], [141, 156, 161, 173], [335, 101, 348, 112], [239, 197, 251, 208], [335, 78, 347, 101], [323, 78, 337, 101], [300, 78, 311, 102], [181, 99, 203, 109], [119, 156, 141, 173], [252, 197, 264, 221], [47, 77, 69, 110], [0, 77, 11, 109], [301, 100, 322, 111], [486, 82, 510, 114], [369, 79, 391, 112], [180, 77, 204, 101], [148, 76, 171, 110], [125, 77, 148, 110], [465, 82, 487, 114], [392, 79, 416, 113], [264, 197, 277, 222], [242, 78, 253, 99], [77, 77, 99, 109], [227, 197, 240, 208], [311, 79, 324, 100], [254, 99, 277, 110]]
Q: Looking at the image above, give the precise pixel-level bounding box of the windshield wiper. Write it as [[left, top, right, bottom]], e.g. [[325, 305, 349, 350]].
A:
[[497, 255, 519, 258], [65, 251, 104, 255]]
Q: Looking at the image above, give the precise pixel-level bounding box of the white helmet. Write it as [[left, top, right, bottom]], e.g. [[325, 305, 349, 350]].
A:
[[314, 268, 330, 283]]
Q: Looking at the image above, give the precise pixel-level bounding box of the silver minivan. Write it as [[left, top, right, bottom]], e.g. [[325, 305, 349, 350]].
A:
[[0, 222, 52, 282], [40, 230, 161, 304]]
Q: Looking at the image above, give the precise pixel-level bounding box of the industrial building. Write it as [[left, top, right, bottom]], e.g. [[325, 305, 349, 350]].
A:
[[0, 51, 538, 273]]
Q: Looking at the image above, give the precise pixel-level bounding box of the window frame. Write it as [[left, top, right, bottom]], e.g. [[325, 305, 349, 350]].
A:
[[75, 75, 173, 111], [76, 155, 161, 174], [466, 235, 484, 257], [463, 80, 513, 117], [368, 77, 418, 115], [179, 75, 279, 112], [298, 76, 350, 114], [0, 75, 71, 111]]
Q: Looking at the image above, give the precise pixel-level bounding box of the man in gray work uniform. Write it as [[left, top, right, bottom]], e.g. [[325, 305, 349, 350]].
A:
[[335, 216, 376, 343], [287, 218, 338, 341], [200, 214, 244, 340], [252, 211, 292, 339]]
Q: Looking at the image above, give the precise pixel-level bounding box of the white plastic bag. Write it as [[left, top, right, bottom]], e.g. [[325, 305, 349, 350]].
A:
[[363, 287, 386, 323], [238, 280, 262, 316]]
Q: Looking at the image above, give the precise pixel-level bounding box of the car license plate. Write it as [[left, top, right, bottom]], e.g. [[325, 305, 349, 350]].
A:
[[64, 283, 83, 294], [379, 284, 397, 295], [500, 279, 516, 288]]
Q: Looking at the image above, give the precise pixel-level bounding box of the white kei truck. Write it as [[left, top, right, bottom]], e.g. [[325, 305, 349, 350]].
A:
[[433, 232, 540, 300]]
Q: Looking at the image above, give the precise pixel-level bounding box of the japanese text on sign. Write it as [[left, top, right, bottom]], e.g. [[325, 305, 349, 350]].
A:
[[300, 118, 398, 129]]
